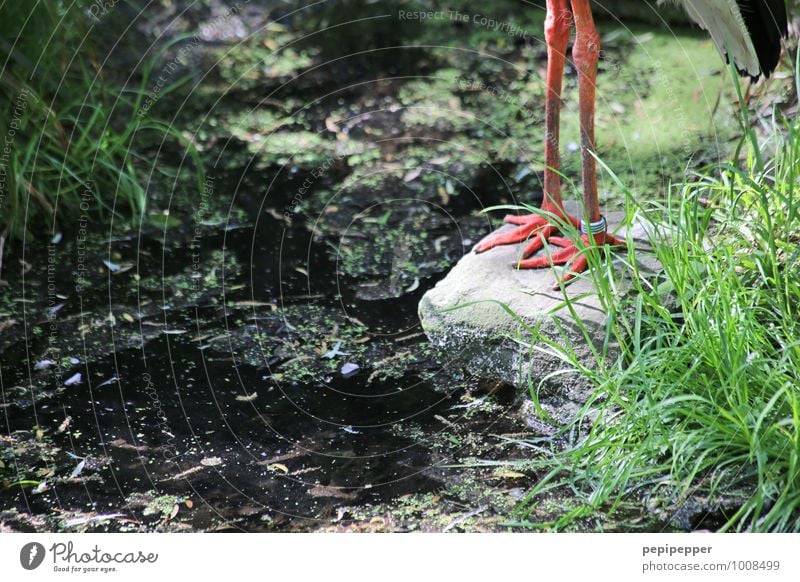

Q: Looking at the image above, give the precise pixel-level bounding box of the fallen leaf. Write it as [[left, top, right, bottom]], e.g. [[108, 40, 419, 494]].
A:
[[64, 373, 82, 386], [340, 362, 360, 377], [404, 278, 420, 293], [65, 514, 124, 527], [325, 116, 342, 134], [167, 466, 205, 481], [101, 260, 132, 273], [97, 376, 118, 388], [437, 185, 449, 205], [493, 470, 526, 479], [70, 459, 86, 479], [403, 167, 422, 182], [308, 485, 358, 500]]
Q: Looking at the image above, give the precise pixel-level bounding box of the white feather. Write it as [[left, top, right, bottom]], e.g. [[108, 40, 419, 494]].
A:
[[661, 0, 760, 75]]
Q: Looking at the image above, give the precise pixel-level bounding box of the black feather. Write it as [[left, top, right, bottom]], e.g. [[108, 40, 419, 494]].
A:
[[735, 0, 789, 78]]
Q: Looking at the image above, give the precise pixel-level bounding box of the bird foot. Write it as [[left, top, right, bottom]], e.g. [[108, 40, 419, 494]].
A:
[[473, 210, 580, 258], [515, 232, 624, 288]]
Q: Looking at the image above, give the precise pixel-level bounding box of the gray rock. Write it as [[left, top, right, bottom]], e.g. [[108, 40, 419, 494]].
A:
[[419, 207, 664, 409]]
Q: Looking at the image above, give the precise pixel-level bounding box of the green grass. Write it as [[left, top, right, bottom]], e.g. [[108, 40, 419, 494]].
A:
[[0, 1, 202, 241], [505, 63, 800, 532]]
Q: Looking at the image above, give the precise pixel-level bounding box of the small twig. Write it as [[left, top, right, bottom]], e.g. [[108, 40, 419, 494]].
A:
[[163, 465, 206, 482], [393, 331, 424, 343], [442, 505, 488, 532], [434, 414, 455, 427]]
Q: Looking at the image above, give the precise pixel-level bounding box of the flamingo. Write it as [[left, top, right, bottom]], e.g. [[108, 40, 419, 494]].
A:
[[474, 0, 789, 284]]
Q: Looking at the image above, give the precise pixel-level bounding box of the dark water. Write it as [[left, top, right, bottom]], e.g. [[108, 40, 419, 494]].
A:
[[0, 157, 526, 531], [9, 339, 450, 529]]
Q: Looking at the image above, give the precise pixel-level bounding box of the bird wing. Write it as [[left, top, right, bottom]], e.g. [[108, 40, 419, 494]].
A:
[[663, 0, 788, 79], [735, 0, 788, 77]]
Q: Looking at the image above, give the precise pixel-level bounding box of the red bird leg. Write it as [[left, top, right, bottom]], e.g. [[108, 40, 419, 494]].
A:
[[517, 0, 623, 285], [474, 0, 579, 258]]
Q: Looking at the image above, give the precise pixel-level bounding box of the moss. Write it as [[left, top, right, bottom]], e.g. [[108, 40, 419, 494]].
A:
[[254, 131, 337, 167], [556, 27, 737, 201], [224, 108, 288, 142], [214, 39, 314, 90]]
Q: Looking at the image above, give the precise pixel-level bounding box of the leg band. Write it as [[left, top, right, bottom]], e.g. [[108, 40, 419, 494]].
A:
[[580, 215, 607, 235]]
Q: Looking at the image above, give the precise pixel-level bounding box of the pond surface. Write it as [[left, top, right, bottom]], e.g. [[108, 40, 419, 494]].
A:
[[1, 160, 544, 531]]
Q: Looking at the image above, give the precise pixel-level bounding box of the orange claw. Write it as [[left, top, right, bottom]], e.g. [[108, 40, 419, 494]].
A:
[[514, 231, 625, 288], [473, 212, 580, 257]]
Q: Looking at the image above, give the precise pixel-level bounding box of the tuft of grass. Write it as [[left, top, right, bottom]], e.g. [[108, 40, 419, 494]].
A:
[[0, 2, 203, 242], [509, 66, 800, 531]]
